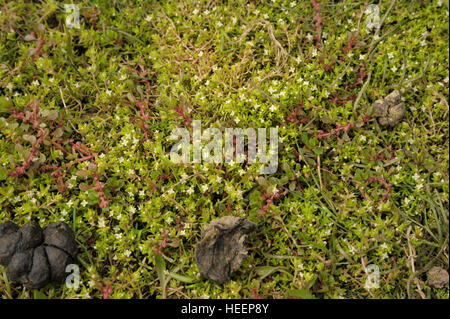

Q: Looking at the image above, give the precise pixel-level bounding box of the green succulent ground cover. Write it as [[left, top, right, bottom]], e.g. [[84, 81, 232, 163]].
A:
[[0, 0, 448, 299]]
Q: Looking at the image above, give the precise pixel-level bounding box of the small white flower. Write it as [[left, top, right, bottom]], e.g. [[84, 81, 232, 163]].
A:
[[98, 217, 106, 228], [81, 200, 88, 207], [201, 184, 208, 193], [186, 187, 194, 195], [271, 185, 278, 194]]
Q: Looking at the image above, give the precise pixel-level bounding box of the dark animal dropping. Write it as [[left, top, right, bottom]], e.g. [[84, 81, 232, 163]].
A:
[[371, 90, 405, 127], [0, 221, 77, 289], [195, 216, 256, 284]]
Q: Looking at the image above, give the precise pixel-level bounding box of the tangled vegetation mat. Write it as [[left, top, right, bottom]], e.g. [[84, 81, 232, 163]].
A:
[[0, 0, 448, 299]]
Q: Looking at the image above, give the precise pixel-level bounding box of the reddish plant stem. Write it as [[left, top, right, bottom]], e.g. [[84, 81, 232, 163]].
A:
[[129, 66, 152, 95], [286, 101, 310, 125], [343, 38, 356, 54], [312, 0, 323, 48], [348, 69, 368, 88], [174, 105, 192, 126], [317, 116, 370, 139], [67, 155, 94, 168], [102, 283, 112, 299], [323, 60, 335, 72], [9, 101, 109, 201], [365, 176, 392, 202], [46, 137, 68, 154], [160, 173, 173, 181], [251, 288, 262, 299], [71, 142, 109, 208], [71, 142, 92, 156], [8, 129, 44, 177], [31, 35, 45, 63], [136, 101, 150, 140], [260, 188, 283, 216], [331, 93, 357, 105], [371, 148, 397, 163], [93, 170, 108, 208], [153, 230, 168, 254], [11, 100, 41, 129]]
